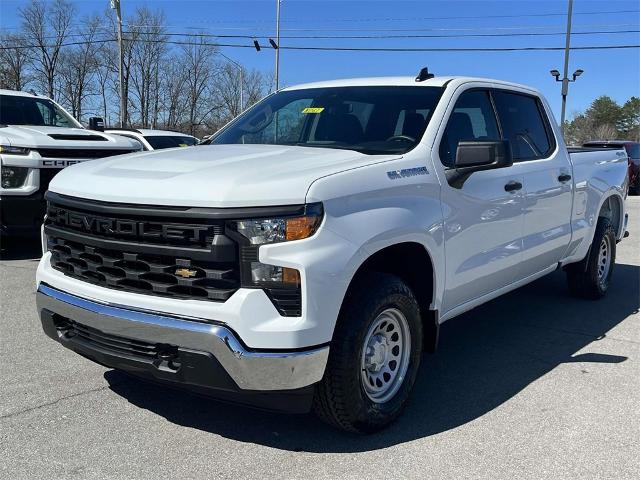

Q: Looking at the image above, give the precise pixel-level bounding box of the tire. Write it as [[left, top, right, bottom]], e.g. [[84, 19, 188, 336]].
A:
[[566, 217, 616, 299], [313, 273, 423, 434]]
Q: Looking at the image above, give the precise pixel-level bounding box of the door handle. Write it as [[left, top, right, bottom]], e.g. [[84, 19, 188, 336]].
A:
[[504, 180, 523, 192], [558, 173, 572, 183]]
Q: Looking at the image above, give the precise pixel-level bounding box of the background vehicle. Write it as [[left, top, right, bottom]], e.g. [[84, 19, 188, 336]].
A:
[[35, 74, 628, 433], [583, 140, 640, 194], [0, 89, 140, 241], [106, 128, 198, 151]]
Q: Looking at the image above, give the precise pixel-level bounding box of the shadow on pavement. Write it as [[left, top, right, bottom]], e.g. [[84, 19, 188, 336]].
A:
[[105, 263, 639, 452]]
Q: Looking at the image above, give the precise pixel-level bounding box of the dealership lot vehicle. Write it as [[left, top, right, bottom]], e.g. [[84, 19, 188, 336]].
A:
[[0, 90, 140, 240], [35, 74, 629, 433], [583, 140, 640, 194], [105, 128, 198, 151]]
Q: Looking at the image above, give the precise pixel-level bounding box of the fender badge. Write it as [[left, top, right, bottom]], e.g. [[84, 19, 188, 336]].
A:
[[387, 166, 428, 180]]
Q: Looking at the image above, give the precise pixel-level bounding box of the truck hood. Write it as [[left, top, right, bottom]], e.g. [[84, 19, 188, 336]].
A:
[[0, 125, 138, 150], [49, 144, 399, 207]]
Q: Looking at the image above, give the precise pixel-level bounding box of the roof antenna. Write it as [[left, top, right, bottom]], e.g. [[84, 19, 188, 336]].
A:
[[415, 67, 435, 82]]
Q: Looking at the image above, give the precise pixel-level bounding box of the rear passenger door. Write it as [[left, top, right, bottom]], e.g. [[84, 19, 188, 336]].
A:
[[492, 89, 573, 279]]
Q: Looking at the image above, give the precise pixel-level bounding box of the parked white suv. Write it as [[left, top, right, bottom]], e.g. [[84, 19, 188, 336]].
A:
[[0, 89, 140, 240], [36, 72, 629, 432], [105, 128, 198, 151]]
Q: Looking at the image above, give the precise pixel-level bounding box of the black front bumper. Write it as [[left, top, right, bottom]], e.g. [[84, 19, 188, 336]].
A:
[[0, 191, 46, 238], [38, 296, 316, 414]]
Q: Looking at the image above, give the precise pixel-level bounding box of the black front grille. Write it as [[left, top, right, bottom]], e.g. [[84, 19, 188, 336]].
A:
[[45, 196, 240, 302], [54, 316, 162, 360], [49, 237, 237, 301], [37, 148, 135, 159]]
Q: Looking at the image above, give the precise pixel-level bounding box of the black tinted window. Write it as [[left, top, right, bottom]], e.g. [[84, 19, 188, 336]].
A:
[[0, 94, 75, 127], [211, 86, 443, 155], [145, 136, 197, 149], [493, 91, 553, 161], [438, 90, 500, 167]]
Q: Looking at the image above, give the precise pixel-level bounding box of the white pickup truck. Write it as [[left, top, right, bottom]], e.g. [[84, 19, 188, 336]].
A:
[[35, 72, 629, 433], [0, 89, 140, 241]]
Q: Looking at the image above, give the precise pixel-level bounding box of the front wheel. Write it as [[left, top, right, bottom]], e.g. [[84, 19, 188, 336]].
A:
[[566, 217, 616, 299], [313, 273, 423, 433]]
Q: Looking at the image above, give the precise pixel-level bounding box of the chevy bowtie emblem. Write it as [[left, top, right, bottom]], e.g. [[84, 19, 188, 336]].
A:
[[175, 268, 197, 278]]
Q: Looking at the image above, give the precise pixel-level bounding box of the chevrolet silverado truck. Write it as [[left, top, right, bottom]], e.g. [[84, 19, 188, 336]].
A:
[[35, 72, 629, 433], [0, 89, 140, 241]]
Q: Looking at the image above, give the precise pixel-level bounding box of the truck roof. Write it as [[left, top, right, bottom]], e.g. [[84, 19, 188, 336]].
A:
[[0, 88, 50, 99], [282, 76, 540, 94]]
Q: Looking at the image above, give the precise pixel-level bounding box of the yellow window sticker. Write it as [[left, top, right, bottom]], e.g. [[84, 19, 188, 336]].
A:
[[302, 107, 324, 114]]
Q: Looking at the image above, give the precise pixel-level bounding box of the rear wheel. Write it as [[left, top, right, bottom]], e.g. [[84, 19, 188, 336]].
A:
[[566, 217, 616, 299], [313, 273, 423, 433]]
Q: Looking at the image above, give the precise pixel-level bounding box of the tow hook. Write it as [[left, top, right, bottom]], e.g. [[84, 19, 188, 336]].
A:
[[154, 345, 181, 372]]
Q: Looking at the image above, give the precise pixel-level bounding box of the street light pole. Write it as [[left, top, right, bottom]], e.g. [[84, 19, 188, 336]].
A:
[[111, 0, 125, 128], [275, 0, 281, 90], [219, 52, 244, 112], [560, 0, 574, 133]]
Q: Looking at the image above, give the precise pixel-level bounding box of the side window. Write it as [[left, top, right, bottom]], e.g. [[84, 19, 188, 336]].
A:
[[492, 91, 553, 161], [438, 90, 500, 167]]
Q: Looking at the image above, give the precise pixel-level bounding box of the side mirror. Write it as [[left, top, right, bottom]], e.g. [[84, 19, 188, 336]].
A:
[[88, 117, 105, 132], [446, 140, 513, 188], [455, 140, 513, 170]]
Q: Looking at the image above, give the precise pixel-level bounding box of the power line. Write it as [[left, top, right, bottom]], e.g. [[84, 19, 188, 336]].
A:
[[121, 29, 640, 41], [122, 22, 640, 33], [2, 35, 639, 53], [122, 9, 640, 25]]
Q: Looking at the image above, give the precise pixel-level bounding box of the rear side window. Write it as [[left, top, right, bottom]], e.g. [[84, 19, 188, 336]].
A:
[[492, 91, 554, 161], [438, 90, 500, 167], [626, 144, 640, 159]]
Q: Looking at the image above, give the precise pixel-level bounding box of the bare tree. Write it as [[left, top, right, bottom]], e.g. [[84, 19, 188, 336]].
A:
[[180, 36, 219, 136], [214, 64, 270, 127], [19, 0, 74, 99], [159, 54, 189, 129], [128, 8, 167, 127], [58, 16, 102, 121], [0, 34, 32, 91]]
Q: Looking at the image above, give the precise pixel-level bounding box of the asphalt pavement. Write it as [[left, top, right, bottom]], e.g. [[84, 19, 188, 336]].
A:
[[1, 198, 639, 480]]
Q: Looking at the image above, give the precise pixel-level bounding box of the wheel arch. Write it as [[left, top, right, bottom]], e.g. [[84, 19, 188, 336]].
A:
[[597, 192, 624, 239], [339, 241, 440, 353]]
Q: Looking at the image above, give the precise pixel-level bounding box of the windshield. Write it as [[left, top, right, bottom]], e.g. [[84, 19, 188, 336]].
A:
[[0, 94, 79, 127], [145, 135, 198, 149], [209, 86, 443, 155]]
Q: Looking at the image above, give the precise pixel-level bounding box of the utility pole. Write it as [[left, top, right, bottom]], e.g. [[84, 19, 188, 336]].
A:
[[551, 0, 583, 137], [560, 0, 573, 133], [275, 0, 281, 90], [111, 0, 125, 128]]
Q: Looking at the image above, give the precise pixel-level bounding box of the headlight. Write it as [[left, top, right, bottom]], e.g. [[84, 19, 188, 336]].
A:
[[232, 203, 322, 302], [0, 145, 30, 155], [233, 204, 323, 245], [1, 166, 29, 188]]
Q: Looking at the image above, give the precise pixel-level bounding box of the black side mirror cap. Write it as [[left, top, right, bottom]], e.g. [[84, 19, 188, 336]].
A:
[[446, 140, 513, 188], [88, 117, 105, 132]]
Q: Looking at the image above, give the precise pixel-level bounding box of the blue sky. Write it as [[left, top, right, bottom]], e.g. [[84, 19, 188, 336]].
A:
[[1, 0, 639, 121]]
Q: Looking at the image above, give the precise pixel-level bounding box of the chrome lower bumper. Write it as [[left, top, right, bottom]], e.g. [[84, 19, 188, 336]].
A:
[[36, 284, 329, 391]]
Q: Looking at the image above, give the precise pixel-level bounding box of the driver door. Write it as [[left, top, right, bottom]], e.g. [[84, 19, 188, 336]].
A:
[[437, 89, 525, 314]]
